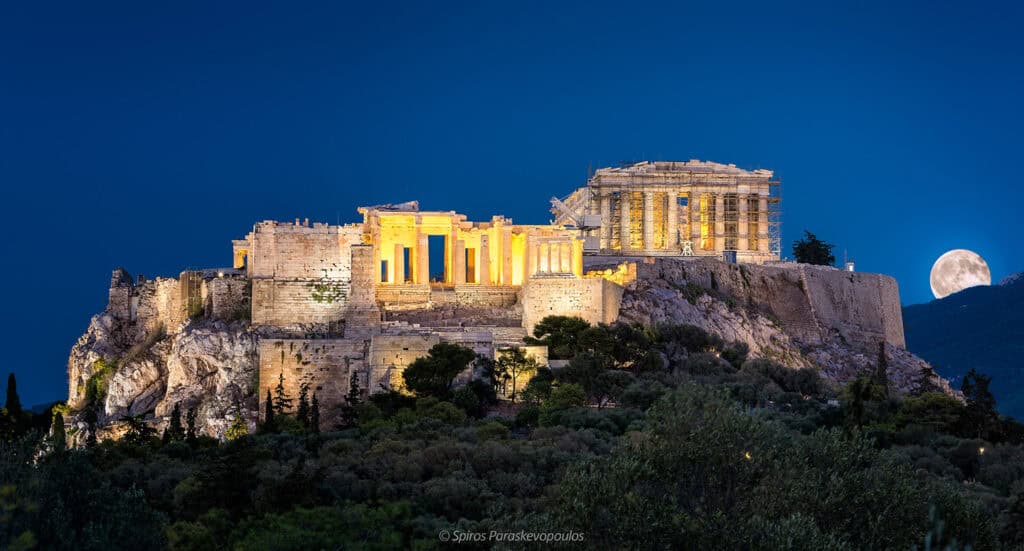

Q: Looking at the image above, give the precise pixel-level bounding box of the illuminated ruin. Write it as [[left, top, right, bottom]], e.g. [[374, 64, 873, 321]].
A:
[[552, 160, 781, 263], [215, 161, 779, 415]]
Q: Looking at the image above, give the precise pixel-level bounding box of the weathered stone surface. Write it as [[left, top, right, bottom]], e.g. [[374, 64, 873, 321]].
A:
[[159, 321, 258, 436], [619, 258, 951, 394], [67, 312, 126, 410], [105, 348, 167, 419], [67, 316, 257, 440], [619, 279, 816, 370]]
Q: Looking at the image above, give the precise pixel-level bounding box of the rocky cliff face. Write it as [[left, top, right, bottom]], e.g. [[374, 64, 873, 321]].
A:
[[617, 258, 952, 395], [67, 258, 953, 442], [67, 313, 257, 441]]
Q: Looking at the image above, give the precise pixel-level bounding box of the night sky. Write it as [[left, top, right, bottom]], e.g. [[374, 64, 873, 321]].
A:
[[2, 1, 1022, 406]]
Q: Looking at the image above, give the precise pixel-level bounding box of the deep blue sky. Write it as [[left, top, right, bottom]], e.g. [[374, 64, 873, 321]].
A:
[[2, 1, 1022, 405]]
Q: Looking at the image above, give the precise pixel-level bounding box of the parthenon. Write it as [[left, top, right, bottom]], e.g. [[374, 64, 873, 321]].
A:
[[552, 160, 780, 264]]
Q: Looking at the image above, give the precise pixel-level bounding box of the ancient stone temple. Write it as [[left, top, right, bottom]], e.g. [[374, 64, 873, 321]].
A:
[[552, 160, 781, 264]]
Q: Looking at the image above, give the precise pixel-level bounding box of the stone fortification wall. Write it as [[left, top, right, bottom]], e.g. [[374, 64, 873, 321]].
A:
[[106, 269, 203, 341], [257, 338, 369, 422], [520, 276, 623, 333], [209, 277, 250, 321], [367, 334, 440, 392], [248, 222, 363, 279], [249, 223, 366, 327], [376, 285, 518, 311], [635, 258, 906, 350]]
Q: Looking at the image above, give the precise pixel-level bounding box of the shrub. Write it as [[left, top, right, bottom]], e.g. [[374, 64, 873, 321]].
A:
[[476, 421, 511, 441], [84, 359, 117, 405]]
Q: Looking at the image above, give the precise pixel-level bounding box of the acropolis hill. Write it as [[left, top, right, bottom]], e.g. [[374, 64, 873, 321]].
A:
[[66, 160, 949, 439]]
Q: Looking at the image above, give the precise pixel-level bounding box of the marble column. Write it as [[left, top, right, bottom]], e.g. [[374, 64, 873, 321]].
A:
[[714, 194, 725, 252], [502, 228, 513, 285], [572, 240, 583, 276], [619, 192, 631, 252], [738, 194, 749, 252], [524, 237, 534, 280], [560, 242, 571, 273], [759, 196, 770, 253], [416, 233, 430, 284], [479, 235, 491, 285], [454, 240, 466, 285], [643, 191, 655, 252], [599, 192, 612, 250], [690, 192, 702, 246], [666, 191, 678, 252], [393, 243, 405, 284]]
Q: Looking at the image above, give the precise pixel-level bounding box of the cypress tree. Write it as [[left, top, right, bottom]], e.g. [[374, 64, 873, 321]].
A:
[[310, 393, 320, 435], [163, 402, 185, 443], [185, 405, 198, 443], [264, 388, 276, 431], [225, 399, 248, 440], [874, 341, 889, 398], [340, 371, 362, 428], [5, 373, 22, 417], [51, 410, 66, 454], [297, 383, 310, 427], [84, 406, 98, 447], [273, 372, 293, 415]]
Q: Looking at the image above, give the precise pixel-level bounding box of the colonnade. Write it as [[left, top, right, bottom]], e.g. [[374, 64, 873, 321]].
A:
[[596, 190, 770, 254]]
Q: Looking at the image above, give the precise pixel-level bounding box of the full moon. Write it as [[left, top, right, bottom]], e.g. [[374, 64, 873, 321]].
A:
[[930, 249, 991, 299]]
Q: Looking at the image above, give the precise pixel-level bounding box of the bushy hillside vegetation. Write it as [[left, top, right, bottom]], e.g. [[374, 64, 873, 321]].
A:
[[3, 316, 1024, 550]]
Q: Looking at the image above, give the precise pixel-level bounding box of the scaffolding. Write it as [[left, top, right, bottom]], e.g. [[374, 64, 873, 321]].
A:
[[551, 161, 783, 260], [768, 179, 782, 259]]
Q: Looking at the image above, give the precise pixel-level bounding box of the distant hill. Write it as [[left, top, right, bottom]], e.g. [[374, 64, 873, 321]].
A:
[[903, 272, 1024, 420]]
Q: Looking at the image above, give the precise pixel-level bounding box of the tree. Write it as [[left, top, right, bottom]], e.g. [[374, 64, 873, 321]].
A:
[[873, 341, 889, 398], [792, 230, 835, 266], [185, 405, 198, 443], [225, 400, 248, 440], [401, 342, 477, 399], [339, 372, 362, 428], [4, 373, 22, 417], [524, 316, 592, 359], [122, 415, 157, 446], [538, 383, 587, 426], [50, 409, 66, 454], [273, 372, 293, 415], [844, 375, 874, 429], [163, 402, 185, 443], [558, 351, 614, 405], [310, 394, 320, 435], [83, 405, 98, 447], [495, 347, 540, 404], [960, 368, 998, 439], [297, 383, 310, 428], [263, 388, 276, 431]]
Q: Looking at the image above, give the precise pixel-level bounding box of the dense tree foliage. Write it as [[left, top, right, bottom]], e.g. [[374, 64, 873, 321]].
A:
[[2, 316, 1024, 549], [792, 230, 836, 266], [401, 342, 477, 399], [494, 347, 539, 404]]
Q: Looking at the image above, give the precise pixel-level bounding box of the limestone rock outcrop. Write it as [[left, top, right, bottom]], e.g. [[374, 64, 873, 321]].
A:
[[617, 258, 951, 395], [67, 314, 257, 441]]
